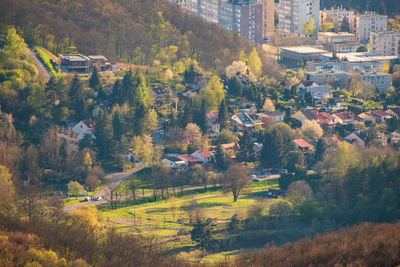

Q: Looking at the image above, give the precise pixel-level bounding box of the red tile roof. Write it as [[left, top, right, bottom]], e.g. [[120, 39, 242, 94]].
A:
[[194, 149, 214, 158], [178, 154, 200, 163], [294, 139, 314, 149]]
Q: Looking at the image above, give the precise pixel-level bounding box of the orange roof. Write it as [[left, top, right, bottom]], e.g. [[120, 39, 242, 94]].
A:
[[294, 139, 313, 149], [194, 149, 214, 158], [221, 142, 240, 151]]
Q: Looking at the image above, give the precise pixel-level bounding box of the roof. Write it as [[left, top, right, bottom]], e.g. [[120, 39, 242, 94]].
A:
[[221, 142, 240, 151], [88, 55, 107, 61], [294, 139, 314, 149], [193, 149, 214, 158], [152, 87, 169, 95], [178, 154, 200, 163], [304, 86, 332, 94], [321, 52, 398, 62], [280, 46, 328, 54], [371, 110, 389, 117], [388, 108, 400, 117], [165, 156, 186, 163], [60, 54, 90, 62], [81, 120, 97, 133], [318, 32, 355, 37], [207, 111, 219, 124], [301, 80, 315, 87], [265, 110, 284, 117]]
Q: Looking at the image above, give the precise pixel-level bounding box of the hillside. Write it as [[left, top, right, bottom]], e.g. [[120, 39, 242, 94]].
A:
[[322, 0, 400, 16], [0, 0, 252, 72]]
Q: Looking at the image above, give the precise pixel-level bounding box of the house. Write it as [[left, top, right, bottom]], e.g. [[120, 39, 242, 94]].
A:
[[231, 113, 255, 130], [192, 149, 214, 163], [386, 107, 400, 119], [370, 110, 390, 123], [221, 142, 240, 158], [298, 82, 332, 102], [294, 139, 314, 153], [206, 111, 221, 137], [162, 156, 187, 171], [344, 131, 368, 148], [358, 112, 377, 123], [177, 154, 201, 166], [332, 112, 359, 125], [291, 109, 335, 125], [152, 87, 171, 103], [72, 120, 97, 140], [59, 54, 109, 73], [264, 110, 285, 123], [57, 127, 79, 151]]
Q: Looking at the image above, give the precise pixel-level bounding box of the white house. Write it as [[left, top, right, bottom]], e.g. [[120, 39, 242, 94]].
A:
[[192, 149, 214, 163], [72, 120, 97, 140], [206, 111, 221, 137], [161, 156, 187, 171]]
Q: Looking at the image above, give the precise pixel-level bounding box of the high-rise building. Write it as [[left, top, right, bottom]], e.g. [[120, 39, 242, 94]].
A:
[[350, 12, 388, 43], [220, 0, 263, 43], [320, 7, 354, 29], [277, 0, 320, 36], [370, 31, 400, 57], [177, 0, 223, 24], [257, 0, 274, 39]]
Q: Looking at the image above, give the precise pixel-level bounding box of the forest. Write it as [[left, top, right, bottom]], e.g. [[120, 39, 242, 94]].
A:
[[0, 0, 252, 72], [321, 0, 400, 16]]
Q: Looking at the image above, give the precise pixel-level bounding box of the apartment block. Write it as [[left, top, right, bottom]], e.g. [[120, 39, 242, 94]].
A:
[[257, 0, 274, 39], [220, 0, 263, 43], [370, 31, 400, 57], [277, 0, 320, 35], [350, 12, 388, 43], [319, 7, 354, 29], [318, 32, 360, 53]]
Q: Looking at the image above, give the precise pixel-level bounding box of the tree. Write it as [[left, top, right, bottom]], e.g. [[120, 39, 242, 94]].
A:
[[349, 73, 362, 96], [95, 112, 114, 160], [131, 135, 157, 166], [333, 142, 360, 178], [190, 164, 208, 188], [225, 61, 248, 78], [261, 123, 294, 168], [89, 67, 101, 91], [320, 22, 335, 32], [287, 180, 313, 208], [0, 165, 15, 216], [262, 98, 275, 112], [218, 129, 238, 144], [247, 48, 262, 78], [269, 198, 294, 217], [82, 152, 92, 177], [68, 181, 85, 199], [103, 182, 122, 209], [182, 200, 199, 225], [218, 98, 229, 130], [315, 138, 326, 162], [228, 76, 242, 96], [68, 75, 86, 121], [221, 164, 251, 202], [199, 75, 224, 110], [301, 120, 323, 140], [194, 99, 207, 133], [360, 81, 375, 100], [227, 214, 243, 233], [191, 218, 213, 249], [184, 123, 207, 150], [112, 109, 124, 141], [238, 130, 253, 162], [340, 17, 350, 32], [214, 144, 231, 170], [304, 18, 315, 36], [168, 196, 181, 222], [392, 72, 400, 90]]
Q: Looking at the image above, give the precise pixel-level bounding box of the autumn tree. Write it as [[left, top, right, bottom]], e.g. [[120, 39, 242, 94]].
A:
[[68, 181, 85, 199], [262, 98, 275, 112], [221, 164, 252, 202], [247, 48, 262, 78], [0, 165, 16, 216], [301, 119, 323, 140], [184, 123, 207, 150], [304, 18, 316, 36], [131, 135, 160, 166]]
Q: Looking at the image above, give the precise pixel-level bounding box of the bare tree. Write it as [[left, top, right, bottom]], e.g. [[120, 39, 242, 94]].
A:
[[221, 164, 252, 202], [103, 182, 122, 209]]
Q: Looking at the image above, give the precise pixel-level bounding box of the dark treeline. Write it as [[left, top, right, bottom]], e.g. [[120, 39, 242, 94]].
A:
[[0, 0, 252, 71], [322, 0, 400, 16]]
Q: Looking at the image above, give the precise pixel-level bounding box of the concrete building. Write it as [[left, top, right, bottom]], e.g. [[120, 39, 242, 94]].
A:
[[350, 12, 388, 43], [370, 31, 400, 57], [258, 0, 274, 39], [279, 46, 328, 65], [361, 72, 392, 94], [277, 0, 320, 35], [220, 0, 263, 43], [318, 32, 360, 53], [178, 0, 222, 23], [319, 7, 354, 29]]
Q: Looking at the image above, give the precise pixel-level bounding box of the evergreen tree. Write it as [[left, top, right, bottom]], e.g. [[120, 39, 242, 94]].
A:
[[214, 144, 231, 170], [95, 112, 114, 160], [68, 75, 86, 121], [89, 67, 101, 91], [195, 99, 207, 134], [134, 103, 146, 136], [112, 109, 124, 141], [133, 71, 152, 108], [111, 79, 123, 105], [228, 76, 242, 96], [238, 130, 253, 162], [218, 98, 229, 130], [340, 17, 350, 32], [180, 103, 193, 127], [315, 138, 326, 162], [191, 218, 213, 249]]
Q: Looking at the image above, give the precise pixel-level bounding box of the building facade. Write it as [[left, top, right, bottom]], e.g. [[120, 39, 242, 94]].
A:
[[258, 0, 274, 39], [220, 0, 263, 43], [318, 32, 360, 53], [370, 31, 400, 57], [277, 0, 320, 35], [319, 7, 354, 29], [350, 12, 388, 43]]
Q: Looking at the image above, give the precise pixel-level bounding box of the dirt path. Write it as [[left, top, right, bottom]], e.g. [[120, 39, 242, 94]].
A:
[[28, 48, 51, 81], [63, 164, 145, 213]]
